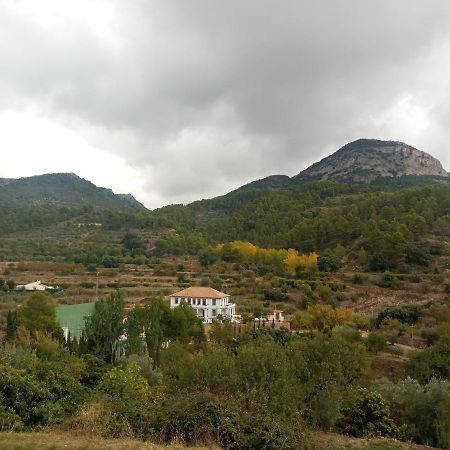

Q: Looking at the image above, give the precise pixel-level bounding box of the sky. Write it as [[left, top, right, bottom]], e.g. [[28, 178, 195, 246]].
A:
[[1, 0, 450, 209]]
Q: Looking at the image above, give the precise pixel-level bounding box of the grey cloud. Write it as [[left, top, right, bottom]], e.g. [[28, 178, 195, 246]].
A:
[[1, 1, 450, 207]]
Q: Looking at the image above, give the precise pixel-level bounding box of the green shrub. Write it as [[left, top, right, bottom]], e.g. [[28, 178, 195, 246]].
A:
[[263, 289, 288, 301], [376, 273, 403, 290], [405, 244, 431, 266], [370, 255, 394, 272], [0, 407, 23, 431], [375, 378, 450, 448], [421, 328, 439, 347], [373, 306, 420, 328], [142, 392, 307, 450], [339, 388, 398, 438], [406, 337, 450, 384], [366, 332, 387, 354], [352, 274, 365, 284], [409, 274, 421, 283], [318, 255, 342, 272]]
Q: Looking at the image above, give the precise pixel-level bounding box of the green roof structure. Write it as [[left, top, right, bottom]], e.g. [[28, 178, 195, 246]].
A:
[[56, 302, 96, 339]]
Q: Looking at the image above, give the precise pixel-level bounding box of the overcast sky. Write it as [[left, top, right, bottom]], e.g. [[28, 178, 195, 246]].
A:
[[1, 1, 450, 209]]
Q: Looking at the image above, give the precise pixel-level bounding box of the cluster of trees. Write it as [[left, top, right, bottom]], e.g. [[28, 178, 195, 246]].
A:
[[216, 241, 318, 274]]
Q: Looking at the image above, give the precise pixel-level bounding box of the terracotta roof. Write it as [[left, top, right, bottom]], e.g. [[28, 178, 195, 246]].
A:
[[170, 286, 229, 299]]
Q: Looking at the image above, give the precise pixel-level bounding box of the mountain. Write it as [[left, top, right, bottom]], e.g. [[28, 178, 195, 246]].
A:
[[294, 139, 448, 183], [0, 173, 147, 211]]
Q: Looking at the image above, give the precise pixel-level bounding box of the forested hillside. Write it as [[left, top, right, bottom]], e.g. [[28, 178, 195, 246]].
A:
[[1, 177, 449, 273], [0, 173, 146, 212]]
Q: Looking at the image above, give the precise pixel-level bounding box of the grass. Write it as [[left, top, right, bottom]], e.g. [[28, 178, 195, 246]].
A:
[[0, 432, 439, 450], [312, 432, 439, 450], [0, 432, 215, 450]]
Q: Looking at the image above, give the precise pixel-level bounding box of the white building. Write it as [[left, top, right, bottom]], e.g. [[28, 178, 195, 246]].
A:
[[169, 286, 238, 323], [266, 309, 285, 322], [15, 280, 55, 291]]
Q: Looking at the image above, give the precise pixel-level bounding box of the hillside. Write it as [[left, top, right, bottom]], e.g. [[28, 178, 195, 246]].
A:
[[0, 173, 146, 212]]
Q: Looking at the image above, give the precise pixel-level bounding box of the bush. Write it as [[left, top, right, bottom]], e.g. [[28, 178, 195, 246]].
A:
[[373, 306, 420, 329], [340, 388, 397, 438], [263, 289, 288, 301], [409, 274, 421, 283], [369, 255, 394, 272], [405, 244, 431, 266], [421, 328, 439, 347], [352, 274, 365, 284], [143, 392, 306, 450], [81, 354, 106, 389], [376, 273, 403, 290], [318, 255, 342, 272], [375, 378, 450, 448], [101, 256, 120, 268], [0, 407, 23, 431], [406, 337, 450, 384], [68, 401, 132, 438], [366, 332, 387, 354]]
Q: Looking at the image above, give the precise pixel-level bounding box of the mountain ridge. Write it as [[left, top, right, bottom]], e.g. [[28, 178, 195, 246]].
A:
[[233, 139, 448, 194], [0, 173, 147, 211]]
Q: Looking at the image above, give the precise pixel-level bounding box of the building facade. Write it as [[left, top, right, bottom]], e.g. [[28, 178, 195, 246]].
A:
[[169, 286, 238, 323]]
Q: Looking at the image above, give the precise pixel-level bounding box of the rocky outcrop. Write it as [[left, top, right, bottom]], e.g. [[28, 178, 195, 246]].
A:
[[295, 139, 448, 183]]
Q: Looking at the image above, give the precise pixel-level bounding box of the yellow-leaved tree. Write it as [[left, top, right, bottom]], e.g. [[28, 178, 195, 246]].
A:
[[293, 304, 353, 334]]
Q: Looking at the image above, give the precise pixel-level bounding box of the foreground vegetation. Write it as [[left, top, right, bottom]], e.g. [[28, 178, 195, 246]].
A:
[[1, 292, 449, 449]]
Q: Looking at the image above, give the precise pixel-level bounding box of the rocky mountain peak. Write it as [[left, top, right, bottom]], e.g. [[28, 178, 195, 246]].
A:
[[295, 139, 448, 183]]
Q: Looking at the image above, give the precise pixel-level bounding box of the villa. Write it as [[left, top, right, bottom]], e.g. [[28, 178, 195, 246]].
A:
[[169, 286, 238, 323]]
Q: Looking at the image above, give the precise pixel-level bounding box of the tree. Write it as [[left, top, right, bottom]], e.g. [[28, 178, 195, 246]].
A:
[[140, 298, 170, 367], [294, 304, 353, 335], [125, 308, 143, 356], [19, 293, 62, 339], [5, 310, 19, 341], [121, 233, 144, 254], [84, 291, 125, 363], [167, 302, 205, 348], [198, 246, 218, 267]]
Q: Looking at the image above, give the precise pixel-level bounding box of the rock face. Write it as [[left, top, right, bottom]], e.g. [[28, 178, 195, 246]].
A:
[[295, 139, 448, 183]]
